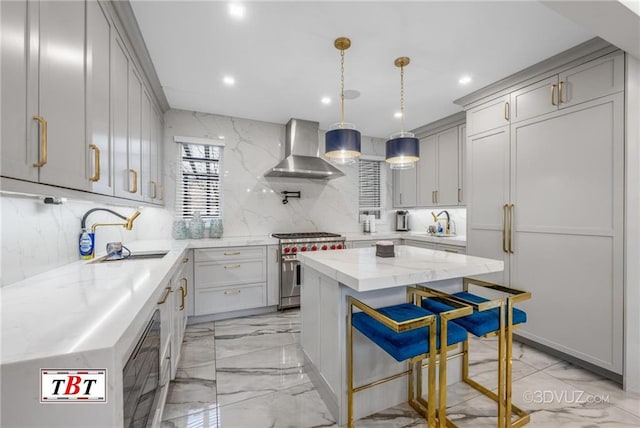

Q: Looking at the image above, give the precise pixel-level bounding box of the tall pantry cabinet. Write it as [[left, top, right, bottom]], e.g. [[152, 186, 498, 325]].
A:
[[465, 50, 624, 374]]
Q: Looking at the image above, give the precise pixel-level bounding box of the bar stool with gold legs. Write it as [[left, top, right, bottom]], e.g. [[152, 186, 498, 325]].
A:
[[420, 278, 531, 428], [347, 287, 472, 428]]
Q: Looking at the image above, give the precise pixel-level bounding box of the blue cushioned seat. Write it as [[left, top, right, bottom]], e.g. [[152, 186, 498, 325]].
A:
[[421, 292, 527, 338], [351, 302, 468, 362]]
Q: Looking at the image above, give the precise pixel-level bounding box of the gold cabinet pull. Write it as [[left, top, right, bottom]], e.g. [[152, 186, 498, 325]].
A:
[[502, 204, 508, 253], [431, 191, 435, 204], [435, 190, 438, 204], [33, 115, 48, 167], [89, 144, 100, 182], [274, 248, 279, 262], [224, 290, 241, 295], [182, 257, 189, 264], [159, 185, 164, 201], [551, 84, 557, 106], [179, 286, 185, 310], [509, 204, 515, 254], [181, 277, 188, 296], [224, 264, 241, 269], [399, 193, 403, 205], [558, 81, 564, 104], [444, 249, 459, 253], [151, 181, 157, 198], [458, 188, 462, 203], [224, 251, 240, 256], [157, 286, 172, 304], [128, 169, 138, 193], [504, 102, 509, 121]]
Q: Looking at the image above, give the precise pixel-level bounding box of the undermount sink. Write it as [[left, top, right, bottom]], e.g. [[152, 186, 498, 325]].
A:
[[90, 251, 169, 263]]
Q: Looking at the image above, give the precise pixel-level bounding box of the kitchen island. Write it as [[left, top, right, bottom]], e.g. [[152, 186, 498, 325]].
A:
[[297, 245, 503, 425]]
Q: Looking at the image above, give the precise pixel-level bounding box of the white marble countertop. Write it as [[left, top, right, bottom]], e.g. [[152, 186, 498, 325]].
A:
[[343, 231, 467, 247], [297, 245, 502, 292]]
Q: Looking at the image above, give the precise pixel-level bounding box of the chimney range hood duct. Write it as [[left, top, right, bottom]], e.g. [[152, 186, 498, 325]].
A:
[[264, 119, 345, 179]]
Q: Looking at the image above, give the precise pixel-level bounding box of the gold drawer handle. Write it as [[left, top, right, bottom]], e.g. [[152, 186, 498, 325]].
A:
[[182, 257, 189, 264], [128, 169, 138, 193], [504, 102, 509, 121], [181, 277, 188, 296], [551, 84, 557, 106], [151, 180, 157, 198], [457, 188, 462, 203], [224, 290, 241, 295], [224, 264, 241, 269], [224, 251, 240, 256], [444, 249, 459, 253], [89, 144, 100, 182], [157, 286, 172, 304], [558, 81, 564, 103], [33, 115, 48, 167], [179, 286, 185, 310]]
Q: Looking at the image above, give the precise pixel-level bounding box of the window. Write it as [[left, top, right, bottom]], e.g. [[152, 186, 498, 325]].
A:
[[359, 159, 382, 220], [176, 141, 223, 219]]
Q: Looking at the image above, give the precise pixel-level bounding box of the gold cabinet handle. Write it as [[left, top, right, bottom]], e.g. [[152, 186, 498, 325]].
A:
[[458, 188, 462, 203], [551, 84, 557, 106], [182, 257, 189, 264], [274, 248, 279, 262], [178, 286, 185, 310], [224, 251, 240, 256], [33, 115, 48, 167], [151, 180, 157, 198], [444, 249, 459, 253], [224, 290, 241, 295], [224, 264, 241, 269], [159, 185, 164, 201], [504, 102, 509, 121], [89, 144, 100, 182], [128, 169, 138, 193], [435, 190, 438, 204], [502, 204, 508, 253], [431, 191, 435, 204], [509, 204, 515, 254], [399, 193, 403, 205], [181, 277, 188, 296], [558, 81, 564, 104], [157, 286, 172, 304]]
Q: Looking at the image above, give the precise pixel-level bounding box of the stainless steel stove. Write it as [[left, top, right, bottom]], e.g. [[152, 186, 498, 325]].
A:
[[272, 232, 346, 309]]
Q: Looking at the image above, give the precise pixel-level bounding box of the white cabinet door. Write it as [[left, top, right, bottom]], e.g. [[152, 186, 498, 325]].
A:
[[37, 0, 88, 190], [416, 135, 437, 207], [510, 76, 559, 124], [392, 167, 417, 207], [559, 52, 624, 109], [151, 104, 163, 204], [266, 245, 280, 306], [1, 0, 39, 183], [510, 94, 624, 374], [112, 35, 130, 199], [86, 1, 113, 195], [466, 94, 510, 136], [466, 126, 510, 285], [458, 125, 466, 205], [127, 67, 143, 200], [141, 91, 153, 203], [436, 127, 459, 206]]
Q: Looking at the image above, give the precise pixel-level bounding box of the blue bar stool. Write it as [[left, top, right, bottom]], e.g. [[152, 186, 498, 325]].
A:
[[347, 287, 472, 428], [420, 278, 531, 428]]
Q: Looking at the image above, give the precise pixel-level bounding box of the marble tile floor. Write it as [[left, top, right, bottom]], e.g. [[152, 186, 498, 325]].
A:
[[161, 310, 640, 428]]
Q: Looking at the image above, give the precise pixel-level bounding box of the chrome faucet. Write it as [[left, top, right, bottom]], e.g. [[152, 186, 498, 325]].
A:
[[431, 210, 451, 235]]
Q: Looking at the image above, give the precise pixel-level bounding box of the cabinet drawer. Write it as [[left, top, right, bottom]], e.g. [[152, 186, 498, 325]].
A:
[[511, 76, 558, 124], [436, 244, 466, 254], [196, 258, 266, 288], [559, 52, 623, 109], [467, 95, 510, 136], [195, 283, 266, 316], [195, 246, 266, 262]]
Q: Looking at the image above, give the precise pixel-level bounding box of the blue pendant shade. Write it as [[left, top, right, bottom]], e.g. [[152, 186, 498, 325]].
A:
[[325, 127, 362, 165], [386, 134, 419, 169]]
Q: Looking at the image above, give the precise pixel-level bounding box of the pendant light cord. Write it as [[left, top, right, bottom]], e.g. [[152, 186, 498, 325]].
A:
[[400, 63, 405, 134], [340, 48, 345, 127]]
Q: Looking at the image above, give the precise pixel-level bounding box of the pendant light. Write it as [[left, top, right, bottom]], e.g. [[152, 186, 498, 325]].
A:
[[325, 37, 361, 165], [386, 57, 419, 169]]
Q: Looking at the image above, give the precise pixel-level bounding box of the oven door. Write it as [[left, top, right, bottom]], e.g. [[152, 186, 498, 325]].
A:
[[280, 255, 301, 309]]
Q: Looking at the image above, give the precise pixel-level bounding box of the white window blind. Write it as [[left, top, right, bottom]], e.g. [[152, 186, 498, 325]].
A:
[[359, 159, 381, 220], [176, 142, 223, 219]]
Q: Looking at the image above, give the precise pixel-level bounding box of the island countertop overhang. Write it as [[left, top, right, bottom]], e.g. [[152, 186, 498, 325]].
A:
[[297, 245, 504, 292]]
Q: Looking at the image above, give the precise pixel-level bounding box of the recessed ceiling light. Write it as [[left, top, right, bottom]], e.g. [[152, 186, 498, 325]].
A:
[[218, 135, 225, 140], [321, 97, 331, 105], [394, 112, 403, 118], [458, 75, 472, 85], [228, 3, 245, 19], [223, 76, 235, 86]]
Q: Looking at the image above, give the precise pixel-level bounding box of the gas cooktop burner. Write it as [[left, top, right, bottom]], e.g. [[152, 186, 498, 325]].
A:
[[272, 232, 341, 239]]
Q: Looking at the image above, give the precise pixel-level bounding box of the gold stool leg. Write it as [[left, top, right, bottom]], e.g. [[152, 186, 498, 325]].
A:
[[505, 300, 514, 428], [347, 303, 354, 428], [437, 326, 448, 428]]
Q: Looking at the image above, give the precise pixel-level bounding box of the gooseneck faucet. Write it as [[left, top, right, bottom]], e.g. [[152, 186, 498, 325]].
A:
[[81, 208, 141, 233], [431, 210, 451, 235]]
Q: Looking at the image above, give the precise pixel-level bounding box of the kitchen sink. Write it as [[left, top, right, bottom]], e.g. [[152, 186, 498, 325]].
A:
[[90, 251, 169, 263], [429, 233, 456, 238]]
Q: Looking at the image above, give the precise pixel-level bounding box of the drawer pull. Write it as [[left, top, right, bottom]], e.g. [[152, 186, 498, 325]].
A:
[[444, 249, 459, 253], [179, 286, 185, 310], [157, 286, 172, 304], [182, 257, 189, 264], [224, 264, 241, 269], [224, 290, 241, 295], [224, 251, 241, 256], [181, 277, 188, 296]]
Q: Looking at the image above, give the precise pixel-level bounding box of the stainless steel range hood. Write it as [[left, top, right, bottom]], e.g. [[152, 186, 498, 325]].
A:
[[265, 118, 345, 179]]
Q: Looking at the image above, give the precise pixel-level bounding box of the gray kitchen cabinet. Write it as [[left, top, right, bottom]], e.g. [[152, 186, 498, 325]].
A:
[[86, 0, 113, 195], [127, 66, 143, 201], [112, 34, 131, 199], [350, 239, 401, 249], [151, 104, 164, 204], [392, 167, 417, 207], [466, 94, 510, 137], [510, 76, 559, 124], [266, 245, 280, 307], [170, 253, 191, 379], [141, 91, 155, 203], [465, 52, 624, 374], [403, 240, 436, 250], [435, 243, 465, 254], [458, 125, 466, 204], [417, 126, 460, 207]]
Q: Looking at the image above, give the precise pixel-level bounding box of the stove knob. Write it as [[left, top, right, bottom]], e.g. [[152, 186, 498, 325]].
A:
[[330, 244, 336, 250], [284, 247, 291, 254], [292, 247, 298, 253], [321, 245, 328, 251], [301, 246, 307, 252], [311, 245, 318, 251], [337, 244, 343, 250]]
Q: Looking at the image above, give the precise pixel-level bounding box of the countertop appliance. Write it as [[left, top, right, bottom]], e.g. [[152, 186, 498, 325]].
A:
[[396, 210, 410, 231], [272, 232, 346, 309]]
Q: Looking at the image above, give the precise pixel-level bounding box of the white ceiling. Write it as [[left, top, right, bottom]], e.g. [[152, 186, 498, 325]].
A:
[[130, 1, 593, 138]]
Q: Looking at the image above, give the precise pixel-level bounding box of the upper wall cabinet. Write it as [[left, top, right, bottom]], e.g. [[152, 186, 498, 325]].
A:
[[392, 167, 417, 208], [1, 0, 164, 205]]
